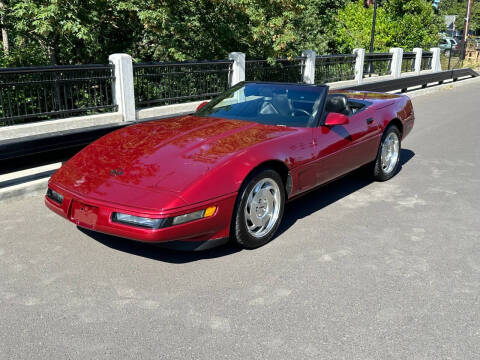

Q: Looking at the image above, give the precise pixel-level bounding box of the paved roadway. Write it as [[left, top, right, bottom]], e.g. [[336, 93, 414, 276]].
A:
[[1, 80, 479, 359]]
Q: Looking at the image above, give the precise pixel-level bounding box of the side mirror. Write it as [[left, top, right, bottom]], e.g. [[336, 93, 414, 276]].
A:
[[324, 112, 349, 126], [196, 101, 209, 112]]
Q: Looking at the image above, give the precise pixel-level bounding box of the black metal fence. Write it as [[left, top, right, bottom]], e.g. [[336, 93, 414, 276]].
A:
[[363, 53, 393, 77], [314, 54, 356, 84], [421, 51, 433, 71], [401, 52, 416, 73], [133, 60, 232, 108], [245, 58, 304, 83], [438, 40, 478, 70], [0, 49, 453, 130], [0, 65, 116, 127]]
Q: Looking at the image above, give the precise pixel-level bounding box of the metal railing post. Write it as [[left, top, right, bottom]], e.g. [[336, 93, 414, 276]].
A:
[[228, 52, 245, 86], [353, 48, 365, 84], [301, 50, 316, 84], [108, 53, 136, 122], [413, 48, 423, 74]]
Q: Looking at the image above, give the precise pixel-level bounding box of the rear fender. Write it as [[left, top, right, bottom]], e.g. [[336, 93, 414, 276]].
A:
[[374, 95, 413, 139]]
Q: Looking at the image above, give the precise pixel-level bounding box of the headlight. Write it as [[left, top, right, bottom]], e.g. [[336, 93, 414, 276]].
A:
[[172, 210, 204, 225], [112, 213, 166, 229], [112, 206, 217, 229], [47, 188, 64, 204], [172, 206, 217, 225]]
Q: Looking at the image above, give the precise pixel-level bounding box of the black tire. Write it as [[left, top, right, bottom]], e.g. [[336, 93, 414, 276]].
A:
[[231, 169, 285, 249], [372, 125, 402, 181]]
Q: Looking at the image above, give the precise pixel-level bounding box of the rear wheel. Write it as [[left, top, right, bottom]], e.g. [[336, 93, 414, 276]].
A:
[[231, 169, 285, 249], [372, 125, 401, 181]]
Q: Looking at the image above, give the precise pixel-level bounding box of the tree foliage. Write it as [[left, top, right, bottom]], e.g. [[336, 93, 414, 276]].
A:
[[110, 0, 347, 61], [333, 0, 443, 53], [1, 0, 140, 66], [439, 0, 480, 33], [0, 0, 444, 67]]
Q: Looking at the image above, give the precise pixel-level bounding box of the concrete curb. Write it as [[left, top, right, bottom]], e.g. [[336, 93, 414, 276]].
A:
[[0, 177, 49, 202], [0, 163, 60, 202], [0, 113, 123, 141]]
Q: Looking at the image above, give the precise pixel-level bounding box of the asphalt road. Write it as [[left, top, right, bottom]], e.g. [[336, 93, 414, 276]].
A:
[[1, 80, 479, 359]]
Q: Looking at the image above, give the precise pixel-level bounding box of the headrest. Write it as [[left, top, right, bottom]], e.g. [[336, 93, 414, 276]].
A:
[[325, 94, 348, 114]]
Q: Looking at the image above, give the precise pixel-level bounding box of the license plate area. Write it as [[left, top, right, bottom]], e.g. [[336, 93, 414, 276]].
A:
[[70, 200, 98, 229]]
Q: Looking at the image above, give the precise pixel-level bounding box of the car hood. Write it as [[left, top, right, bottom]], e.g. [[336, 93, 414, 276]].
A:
[[52, 115, 295, 207]]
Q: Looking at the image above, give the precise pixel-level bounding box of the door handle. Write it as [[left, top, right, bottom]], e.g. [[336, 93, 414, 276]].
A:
[[366, 118, 374, 125]]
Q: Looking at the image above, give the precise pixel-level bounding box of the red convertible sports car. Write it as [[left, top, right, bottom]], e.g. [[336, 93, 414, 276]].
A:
[[46, 82, 414, 250]]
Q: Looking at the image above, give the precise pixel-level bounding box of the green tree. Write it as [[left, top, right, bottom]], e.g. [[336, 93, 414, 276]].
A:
[[0, 0, 445, 66], [333, 0, 443, 53], [439, 0, 480, 33], [1, 0, 347, 65], [116, 0, 346, 61], [113, 0, 250, 61], [385, 0, 445, 48], [2, 0, 141, 65], [230, 0, 346, 58]]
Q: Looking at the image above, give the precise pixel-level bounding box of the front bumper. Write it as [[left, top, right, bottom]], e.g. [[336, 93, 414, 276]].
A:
[[45, 182, 237, 244]]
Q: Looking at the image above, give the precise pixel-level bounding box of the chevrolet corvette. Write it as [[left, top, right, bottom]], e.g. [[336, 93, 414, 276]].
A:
[[45, 82, 414, 250]]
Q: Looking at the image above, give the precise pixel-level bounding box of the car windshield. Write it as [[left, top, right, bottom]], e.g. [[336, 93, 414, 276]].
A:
[[196, 82, 328, 127]]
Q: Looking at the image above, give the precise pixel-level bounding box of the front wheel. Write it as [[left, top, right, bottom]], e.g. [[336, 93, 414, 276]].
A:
[[372, 126, 401, 181], [231, 169, 285, 249]]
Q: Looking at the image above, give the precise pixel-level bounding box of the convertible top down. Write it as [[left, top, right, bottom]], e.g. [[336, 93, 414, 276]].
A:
[[46, 82, 414, 250]]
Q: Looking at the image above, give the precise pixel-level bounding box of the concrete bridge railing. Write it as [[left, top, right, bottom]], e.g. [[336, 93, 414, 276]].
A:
[[0, 47, 442, 141]]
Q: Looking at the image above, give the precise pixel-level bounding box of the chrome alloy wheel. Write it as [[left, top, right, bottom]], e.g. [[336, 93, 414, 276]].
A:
[[380, 132, 400, 174], [244, 178, 281, 238]]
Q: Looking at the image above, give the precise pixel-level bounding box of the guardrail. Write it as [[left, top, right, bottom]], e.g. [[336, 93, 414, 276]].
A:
[[438, 39, 479, 70], [364, 52, 393, 77], [421, 51, 433, 71], [0, 46, 448, 132], [344, 68, 478, 92], [402, 52, 416, 73], [245, 58, 305, 83], [133, 60, 233, 108], [0, 65, 116, 127], [314, 54, 356, 84], [2, 68, 477, 164]]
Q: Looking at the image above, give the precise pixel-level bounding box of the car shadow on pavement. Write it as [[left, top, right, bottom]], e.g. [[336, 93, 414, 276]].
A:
[[79, 227, 242, 264], [80, 148, 414, 263], [275, 148, 415, 238]]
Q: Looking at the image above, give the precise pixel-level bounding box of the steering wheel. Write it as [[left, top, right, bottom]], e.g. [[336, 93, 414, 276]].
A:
[[293, 108, 311, 117]]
